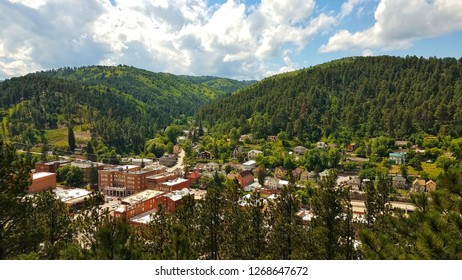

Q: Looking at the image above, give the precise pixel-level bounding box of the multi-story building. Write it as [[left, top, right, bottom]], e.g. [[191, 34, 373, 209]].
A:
[[113, 189, 165, 220], [159, 178, 190, 192], [35, 160, 69, 173], [146, 172, 178, 189], [99, 165, 159, 197]]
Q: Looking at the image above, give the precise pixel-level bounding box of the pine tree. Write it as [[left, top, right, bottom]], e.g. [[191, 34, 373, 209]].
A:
[[68, 126, 76, 152], [0, 141, 33, 259]]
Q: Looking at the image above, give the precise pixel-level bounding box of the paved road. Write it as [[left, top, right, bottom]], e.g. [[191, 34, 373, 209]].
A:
[[167, 149, 185, 173]]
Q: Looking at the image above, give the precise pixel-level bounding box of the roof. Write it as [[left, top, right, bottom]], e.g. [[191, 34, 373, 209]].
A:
[[239, 170, 253, 178], [130, 209, 157, 224], [162, 177, 189, 186], [389, 152, 406, 157], [121, 190, 164, 206], [243, 160, 256, 166], [426, 180, 436, 185], [248, 149, 263, 154], [32, 172, 55, 179], [413, 179, 426, 185], [187, 171, 201, 179], [146, 172, 175, 180], [54, 187, 91, 202], [163, 189, 191, 201], [393, 176, 406, 181]]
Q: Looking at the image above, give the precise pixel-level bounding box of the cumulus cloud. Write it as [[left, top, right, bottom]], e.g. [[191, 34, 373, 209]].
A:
[[320, 0, 462, 53], [0, 0, 337, 80]]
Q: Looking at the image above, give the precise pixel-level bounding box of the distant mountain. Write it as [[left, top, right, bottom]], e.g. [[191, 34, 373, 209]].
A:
[[0, 66, 253, 153], [197, 56, 462, 142]]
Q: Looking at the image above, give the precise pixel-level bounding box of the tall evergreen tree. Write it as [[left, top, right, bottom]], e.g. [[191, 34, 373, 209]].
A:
[[68, 126, 76, 152]]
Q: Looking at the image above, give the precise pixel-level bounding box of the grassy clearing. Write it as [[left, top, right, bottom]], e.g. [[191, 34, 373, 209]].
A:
[[44, 124, 91, 148]]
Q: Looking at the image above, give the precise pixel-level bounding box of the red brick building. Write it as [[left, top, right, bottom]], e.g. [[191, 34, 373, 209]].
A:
[[113, 189, 165, 220], [99, 165, 168, 197], [159, 178, 190, 192], [29, 172, 56, 193], [146, 172, 178, 189], [35, 160, 69, 173]]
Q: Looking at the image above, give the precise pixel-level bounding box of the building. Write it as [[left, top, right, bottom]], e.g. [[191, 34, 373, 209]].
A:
[[300, 170, 310, 182], [146, 172, 178, 190], [35, 160, 69, 173], [98, 165, 164, 197], [54, 187, 91, 211], [159, 154, 177, 167], [316, 142, 327, 149], [389, 152, 406, 165], [412, 179, 426, 192], [232, 146, 244, 159], [160, 178, 190, 192], [392, 175, 407, 189], [242, 160, 256, 171], [205, 162, 220, 172], [425, 180, 437, 192], [29, 172, 56, 193], [293, 146, 308, 155], [345, 143, 357, 153], [186, 170, 201, 184], [239, 134, 253, 142], [266, 177, 279, 190], [236, 170, 254, 188], [198, 151, 211, 160], [159, 189, 192, 212], [131, 158, 154, 167], [274, 167, 286, 178], [267, 135, 277, 142], [247, 150, 263, 159], [114, 189, 165, 220]]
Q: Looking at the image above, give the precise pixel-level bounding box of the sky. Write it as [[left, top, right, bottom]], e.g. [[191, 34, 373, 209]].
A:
[[1, 0, 462, 80]]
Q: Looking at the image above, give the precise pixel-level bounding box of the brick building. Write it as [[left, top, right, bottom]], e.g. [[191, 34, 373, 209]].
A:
[[29, 172, 56, 193], [98, 165, 168, 197], [70, 160, 105, 182], [113, 189, 165, 220], [159, 178, 190, 192], [35, 160, 69, 173], [146, 172, 178, 189]]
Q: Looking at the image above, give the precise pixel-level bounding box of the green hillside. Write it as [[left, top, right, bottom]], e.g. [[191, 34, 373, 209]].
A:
[[0, 66, 252, 153], [197, 56, 462, 142]]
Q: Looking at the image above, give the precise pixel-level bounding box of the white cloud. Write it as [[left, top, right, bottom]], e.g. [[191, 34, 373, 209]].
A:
[[339, 0, 363, 19], [320, 0, 462, 53], [0, 0, 337, 80]]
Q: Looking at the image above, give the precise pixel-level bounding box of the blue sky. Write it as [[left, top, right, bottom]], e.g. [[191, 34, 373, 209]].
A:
[[1, 0, 461, 80]]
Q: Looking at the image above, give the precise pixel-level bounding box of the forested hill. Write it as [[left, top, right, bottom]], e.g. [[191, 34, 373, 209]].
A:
[[0, 66, 252, 153], [197, 56, 462, 142]]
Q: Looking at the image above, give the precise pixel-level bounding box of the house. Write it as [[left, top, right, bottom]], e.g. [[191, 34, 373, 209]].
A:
[[236, 170, 254, 188], [425, 180, 437, 192], [412, 179, 426, 192], [292, 168, 303, 180], [247, 149, 263, 159], [274, 167, 286, 178], [308, 171, 318, 181], [300, 170, 310, 182], [266, 177, 279, 190], [392, 175, 407, 189], [186, 171, 201, 184], [267, 135, 277, 142], [242, 160, 256, 171], [293, 146, 308, 155], [205, 162, 220, 172], [159, 154, 177, 167], [195, 163, 205, 171], [395, 140, 408, 147], [345, 143, 356, 153], [389, 152, 406, 165], [244, 182, 261, 192], [316, 142, 327, 149], [232, 146, 244, 159], [198, 150, 211, 160]]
